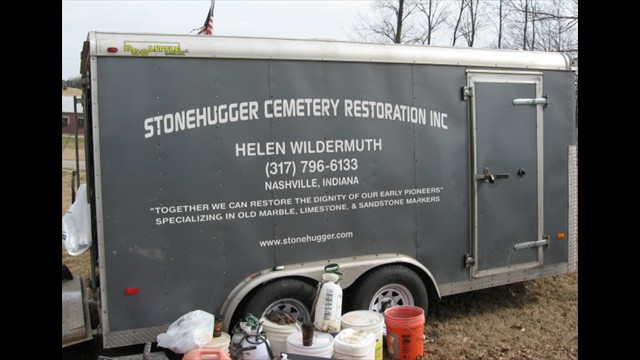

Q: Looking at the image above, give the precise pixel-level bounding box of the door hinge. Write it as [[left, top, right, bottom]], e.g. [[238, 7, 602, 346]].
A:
[[462, 86, 473, 101], [464, 254, 476, 267]]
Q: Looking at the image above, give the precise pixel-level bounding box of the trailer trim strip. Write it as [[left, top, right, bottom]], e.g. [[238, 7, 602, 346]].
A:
[[104, 325, 169, 348], [88, 32, 572, 71], [568, 145, 578, 272]]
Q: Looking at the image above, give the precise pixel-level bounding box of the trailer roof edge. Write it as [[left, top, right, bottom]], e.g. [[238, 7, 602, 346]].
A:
[[87, 31, 572, 71]]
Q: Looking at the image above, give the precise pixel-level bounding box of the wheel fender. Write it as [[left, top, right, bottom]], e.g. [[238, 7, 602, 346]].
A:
[[220, 253, 440, 331]]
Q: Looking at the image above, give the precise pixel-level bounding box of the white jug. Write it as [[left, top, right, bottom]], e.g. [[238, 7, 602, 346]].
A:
[[313, 272, 342, 334]]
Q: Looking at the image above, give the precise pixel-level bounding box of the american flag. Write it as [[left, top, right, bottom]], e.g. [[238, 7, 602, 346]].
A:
[[197, 0, 215, 35]]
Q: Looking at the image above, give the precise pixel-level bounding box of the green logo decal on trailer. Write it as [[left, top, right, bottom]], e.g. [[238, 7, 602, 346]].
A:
[[123, 41, 189, 56]]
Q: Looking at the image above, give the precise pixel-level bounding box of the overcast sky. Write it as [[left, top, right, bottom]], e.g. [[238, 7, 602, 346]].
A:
[[62, 0, 374, 79]]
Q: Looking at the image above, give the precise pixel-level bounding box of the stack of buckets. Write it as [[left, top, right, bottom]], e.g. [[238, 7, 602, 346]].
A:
[[280, 310, 385, 360], [259, 316, 300, 357], [286, 331, 335, 358], [183, 331, 231, 359], [258, 306, 425, 359], [333, 328, 376, 359], [341, 310, 385, 360], [203, 331, 231, 354]]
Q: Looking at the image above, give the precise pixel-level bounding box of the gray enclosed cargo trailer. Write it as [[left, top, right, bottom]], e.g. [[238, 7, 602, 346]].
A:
[[78, 32, 577, 348]]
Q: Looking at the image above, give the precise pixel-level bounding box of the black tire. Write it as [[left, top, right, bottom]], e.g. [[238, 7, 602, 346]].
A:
[[348, 265, 428, 314], [237, 278, 316, 325]]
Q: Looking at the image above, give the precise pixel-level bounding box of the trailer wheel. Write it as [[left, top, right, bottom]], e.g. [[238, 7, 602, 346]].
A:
[[350, 265, 428, 313], [239, 278, 316, 324]]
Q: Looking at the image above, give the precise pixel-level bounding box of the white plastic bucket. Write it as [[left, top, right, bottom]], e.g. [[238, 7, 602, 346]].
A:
[[230, 322, 271, 360], [203, 331, 231, 355], [341, 310, 385, 360], [239, 335, 271, 360], [333, 328, 376, 360], [259, 317, 300, 357], [286, 331, 334, 358]]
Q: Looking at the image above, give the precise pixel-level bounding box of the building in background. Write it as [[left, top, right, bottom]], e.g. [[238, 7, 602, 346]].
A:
[[62, 95, 84, 134]]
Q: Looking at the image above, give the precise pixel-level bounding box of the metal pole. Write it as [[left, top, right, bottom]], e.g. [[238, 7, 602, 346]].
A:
[[71, 170, 76, 203], [73, 96, 81, 189], [80, 75, 97, 292]]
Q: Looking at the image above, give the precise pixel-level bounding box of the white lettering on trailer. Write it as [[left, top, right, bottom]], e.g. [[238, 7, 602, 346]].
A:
[[406, 196, 440, 204], [150, 204, 210, 214], [380, 190, 402, 197], [155, 213, 223, 225], [314, 194, 347, 202], [264, 98, 340, 119], [343, 99, 427, 125], [250, 198, 293, 207], [265, 179, 319, 190], [236, 142, 286, 157], [258, 208, 297, 216], [148, 186, 444, 227], [210, 203, 227, 210], [143, 98, 447, 139], [430, 111, 448, 129], [289, 139, 382, 154], [235, 138, 382, 157], [358, 199, 405, 208], [322, 176, 359, 187], [404, 187, 442, 195], [299, 204, 349, 214], [228, 201, 248, 209], [143, 101, 259, 138]]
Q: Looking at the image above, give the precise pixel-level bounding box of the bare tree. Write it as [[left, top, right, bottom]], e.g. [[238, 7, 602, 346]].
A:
[[501, 0, 577, 55], [523, 0, 531, 50], [415, 0, 449, 45], [460, 0, 484, 47], [501, 0, 533, 50], [483, 0, 509, 49], [351, 0, 421, 44], [450, 0, 467, 46], [64, 76, 83, 89], [531, 0, 539, 50], [497, 0, 505, 48], [395, 0, 407, 43], [348, 0, 577, 56], [532, 0, 578, 53], [533, 0, 578, 25]]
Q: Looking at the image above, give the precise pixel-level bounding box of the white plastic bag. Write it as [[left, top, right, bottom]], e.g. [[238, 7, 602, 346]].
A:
[[62, 184, 92, 256], [157, 310, 215, 354]]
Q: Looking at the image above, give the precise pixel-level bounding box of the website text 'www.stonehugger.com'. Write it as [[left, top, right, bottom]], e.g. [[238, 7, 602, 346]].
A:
[[259, 231, 354, 248]]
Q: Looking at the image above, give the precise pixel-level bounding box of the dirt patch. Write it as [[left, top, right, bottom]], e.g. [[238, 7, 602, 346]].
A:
[[63, 87, 82, 97], [425, 272, 578, 359], [62, 135, 85, 161]]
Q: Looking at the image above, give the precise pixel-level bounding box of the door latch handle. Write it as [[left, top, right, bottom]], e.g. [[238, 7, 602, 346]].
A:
[[475, 168, 508, 183], [475, 168, 494, 183]]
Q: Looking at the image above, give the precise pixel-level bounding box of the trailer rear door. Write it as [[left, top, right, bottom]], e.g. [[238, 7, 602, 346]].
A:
[[468, 72, 546, 278]]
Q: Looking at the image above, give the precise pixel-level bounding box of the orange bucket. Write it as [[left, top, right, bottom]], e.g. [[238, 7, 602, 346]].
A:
[[384, 306, 425, 360], [182, 348, 231, 360]]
